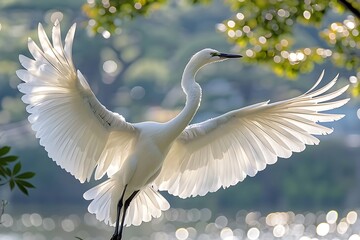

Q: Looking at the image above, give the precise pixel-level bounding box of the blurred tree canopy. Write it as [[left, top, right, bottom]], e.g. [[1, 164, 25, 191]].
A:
[[83, 0, 359, 95]]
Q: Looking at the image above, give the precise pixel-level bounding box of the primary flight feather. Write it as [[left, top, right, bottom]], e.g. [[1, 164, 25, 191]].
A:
[[17, 21, 349, 240]]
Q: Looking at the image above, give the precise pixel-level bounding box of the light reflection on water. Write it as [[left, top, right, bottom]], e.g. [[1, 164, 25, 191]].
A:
[[1, 208, 360, 239]]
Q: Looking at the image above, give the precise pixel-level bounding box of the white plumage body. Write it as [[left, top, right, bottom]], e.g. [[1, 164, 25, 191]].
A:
[[17, 21, 349, 233]]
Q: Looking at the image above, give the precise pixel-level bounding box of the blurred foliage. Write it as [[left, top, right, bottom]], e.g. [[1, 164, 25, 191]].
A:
[[82, 0, 213, 36], [82, 0, 167, 35], [0, 146, 35, 195], [221, 0, 360, 93], [320, 14, 360, 96], [82, 0, 360, 95]]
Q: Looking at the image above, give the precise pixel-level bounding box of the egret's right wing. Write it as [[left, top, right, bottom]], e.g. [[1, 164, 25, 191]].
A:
[[17, 22, 138, 183], [155, 72, 349, 198]]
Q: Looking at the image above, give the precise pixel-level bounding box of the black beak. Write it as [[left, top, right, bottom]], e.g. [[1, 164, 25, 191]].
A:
[[218, 52, 242, 58]]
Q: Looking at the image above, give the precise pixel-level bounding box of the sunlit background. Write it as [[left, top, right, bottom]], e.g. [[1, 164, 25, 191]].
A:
[[2, 208, 360, 240], [0, 0, 359, 239]]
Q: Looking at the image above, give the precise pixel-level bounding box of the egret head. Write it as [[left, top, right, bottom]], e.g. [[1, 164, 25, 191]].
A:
[[188, 48, 242, 73], [182, 48, 242, 84]]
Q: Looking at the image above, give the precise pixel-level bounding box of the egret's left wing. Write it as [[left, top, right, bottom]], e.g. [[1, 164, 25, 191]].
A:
[[155, 72, 349, 198], [17, 21, 138, 182]]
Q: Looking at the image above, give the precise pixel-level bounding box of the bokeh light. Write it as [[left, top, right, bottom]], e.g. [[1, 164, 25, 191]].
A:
[[303, 10, 311, 20], [247, 227, 260, 240], [346, 211, 358, 224], [130, 86, 145, 100], [175, 227, 189, 240], [42, 218, 55, 231], [350, 234, 360, 240], [61, 218, 75, 232], [215, 216, 228, 228], [273, 224, 286, 237], [102, 30, 111, 39], [350, 76, 358, 84], [316, 222, 330, 236], [220, 227, 233, 239], [29, 213, 42, 227], [2, 209, 360, 239], [103, 60, 118, 74], [337, 221, 349, 234], [326, 210, 338, 224]]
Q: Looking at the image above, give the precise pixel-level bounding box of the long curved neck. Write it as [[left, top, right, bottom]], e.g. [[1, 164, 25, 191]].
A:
[[165, 61, 202, 140]]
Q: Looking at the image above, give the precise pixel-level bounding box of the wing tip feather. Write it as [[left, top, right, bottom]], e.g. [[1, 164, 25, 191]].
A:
[[54, 19, 60, 26], [38, 22, 44, 33]]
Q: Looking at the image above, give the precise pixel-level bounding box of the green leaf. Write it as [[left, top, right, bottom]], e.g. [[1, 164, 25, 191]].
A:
[[15, 172, 35, 179], [0, 156, 18, 163], [0, 159, 8, 167], [0, 167, 7, 177], [15, 179, 35, 189], [4, 168, 11, 176], [15, 181, 29, 195], [0, 146, 10, 157], [9, 180, 15, 190], [12, 162, 21, 176], [0, 146, 35, 196]]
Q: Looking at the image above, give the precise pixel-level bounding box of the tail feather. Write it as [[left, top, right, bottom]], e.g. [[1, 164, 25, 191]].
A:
[[83, 179, 170, 227], [127, 186, 170, 226], [84, 179, 116, 225]]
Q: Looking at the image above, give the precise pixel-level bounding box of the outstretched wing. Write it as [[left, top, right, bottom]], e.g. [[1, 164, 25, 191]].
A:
[[17, 21, 138, 183], [155, 72, 349, 198]]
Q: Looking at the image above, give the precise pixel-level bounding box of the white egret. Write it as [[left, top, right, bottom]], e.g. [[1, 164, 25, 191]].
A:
[[17, 21, 349, 240]]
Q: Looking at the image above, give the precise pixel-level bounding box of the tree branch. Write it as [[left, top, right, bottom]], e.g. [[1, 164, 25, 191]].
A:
[[338, 0, 360, 19], [0, 200, 7, 225]]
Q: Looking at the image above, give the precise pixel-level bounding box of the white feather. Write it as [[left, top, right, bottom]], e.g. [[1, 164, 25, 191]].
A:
[[155, 75, 350, 198], [17, 22, 138, 183], [83, 179, 169, 227]]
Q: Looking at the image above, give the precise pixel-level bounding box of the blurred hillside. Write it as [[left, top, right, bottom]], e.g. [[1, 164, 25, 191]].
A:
[[0, 0, 359, 219]]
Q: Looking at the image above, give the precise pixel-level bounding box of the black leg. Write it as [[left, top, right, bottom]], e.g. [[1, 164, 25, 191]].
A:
[[117, 190, 139, 240], [111, 200, 123, 240], [111, 185, 128, 240]]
